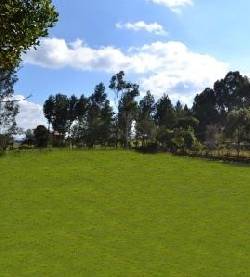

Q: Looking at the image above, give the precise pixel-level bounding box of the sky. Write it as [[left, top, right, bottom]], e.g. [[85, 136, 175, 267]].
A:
[[15, 0, 250, 130]]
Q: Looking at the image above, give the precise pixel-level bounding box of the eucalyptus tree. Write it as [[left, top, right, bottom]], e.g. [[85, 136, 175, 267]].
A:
[[109, 71, 127, 147]]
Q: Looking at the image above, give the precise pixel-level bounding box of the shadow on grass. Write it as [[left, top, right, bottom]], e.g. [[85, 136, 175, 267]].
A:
[[174, 152, 250, 168]]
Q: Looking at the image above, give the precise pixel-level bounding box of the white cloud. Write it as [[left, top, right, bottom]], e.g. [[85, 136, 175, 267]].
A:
[[149, 0, 193, 13], [24, 38, 131, 72], [116, 21, 168, 36], [24, 38, 229, 105], [15, 95, 47, 130]]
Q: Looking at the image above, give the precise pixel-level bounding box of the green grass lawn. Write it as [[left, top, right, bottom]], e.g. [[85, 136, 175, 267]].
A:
[[0, 149, 249, 276]]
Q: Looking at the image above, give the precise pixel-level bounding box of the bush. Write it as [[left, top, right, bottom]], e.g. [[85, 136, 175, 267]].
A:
[[18, 144, 34, 150], [135, 142, 159, 154], [34, 125, 49, 148]]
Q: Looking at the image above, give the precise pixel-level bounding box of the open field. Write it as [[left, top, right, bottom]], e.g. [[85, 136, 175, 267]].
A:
[[0, 150, 249, 276]]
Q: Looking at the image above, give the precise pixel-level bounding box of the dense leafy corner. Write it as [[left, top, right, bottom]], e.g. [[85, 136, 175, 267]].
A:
[[0, 0, 58, 150]]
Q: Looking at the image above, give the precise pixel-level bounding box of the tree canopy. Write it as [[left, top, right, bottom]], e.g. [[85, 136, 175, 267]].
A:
[[0, 0, 58, 69]]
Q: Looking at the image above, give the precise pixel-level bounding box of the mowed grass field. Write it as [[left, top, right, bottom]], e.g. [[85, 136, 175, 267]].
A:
[[0, 150, 249, 276]]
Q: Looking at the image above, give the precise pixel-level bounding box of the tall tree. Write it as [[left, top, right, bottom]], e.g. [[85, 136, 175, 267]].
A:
[[136, 91, 156, 145], [43, 95, 54, 132], [72, 95, 89, 145], [155, 94, 175, 129], [0, 69, 19, 134], [109, 71, 128, 147], [44, 94, 69, 136], [87, 83, 113, 147], [192, 88, 219, 141], [118, 83, 139, 148], [109, 71, 126, 108], [74, 95, 89, 121], [0, 0, 58, 70]]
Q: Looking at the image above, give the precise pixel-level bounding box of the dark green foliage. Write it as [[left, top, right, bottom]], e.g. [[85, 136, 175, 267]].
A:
[[0, 0, 58, 70], [34, 125, 49, 148], [193, 72, 250, 141], [43, 95, 54, 131], [86, 83, 113, 147], [155, 94, 176, 129], [0, 134, 12, 151], [136, 91, 156, 145], [193, 88, 219, 140], [43, 88, 113, 148], [214, 71, 250, 113], [156, 128, 174, 150]]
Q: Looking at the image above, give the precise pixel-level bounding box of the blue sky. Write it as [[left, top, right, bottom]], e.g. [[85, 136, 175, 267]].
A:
[[15, 0, 250, 129]]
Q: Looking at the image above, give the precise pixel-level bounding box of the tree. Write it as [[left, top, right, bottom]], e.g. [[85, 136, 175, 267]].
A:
[[155, 94, 175, 129], [109, 71, 127, 147], [0, 0, 58, 70], [100, 100, 114, 146], [170, 128, 197, 153], [43, 94, 69, 146], [136, 91, 156, 145], [175, 116, 199, 130], [205, 125, 223, 150], [34, 125, 49, 148], [74, 95, 89, 121], [24, 128, 34, 145], [70, 95, 89, 146], [156, 128, 173, 150], [0, 69, 19, 135], [50, 94, 69, 136], [86, 83, 113, 147], [192, 88, 219, 141], [214, 72, 250, 115], [118, 83, 139, 148], [109, 71, 126, 108], [193, 72, 250, 142], [224, 108, 250, 156], [43, 95, 54, 131]]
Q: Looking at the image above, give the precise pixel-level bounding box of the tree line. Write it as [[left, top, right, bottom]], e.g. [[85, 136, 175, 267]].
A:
[[22, 71, 250, 158], [1, 2, 250, 158]]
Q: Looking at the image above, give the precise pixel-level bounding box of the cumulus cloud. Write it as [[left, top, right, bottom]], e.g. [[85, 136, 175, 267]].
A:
[[116, 21, 168, 36], [24, 38, 229, 104], [149, 0, 193, 13], [15, 95, 46, 130], [24, 38, 131, 72]]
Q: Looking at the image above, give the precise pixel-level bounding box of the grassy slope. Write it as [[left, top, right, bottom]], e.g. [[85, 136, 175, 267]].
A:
[[0, 150, 249, 276]]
